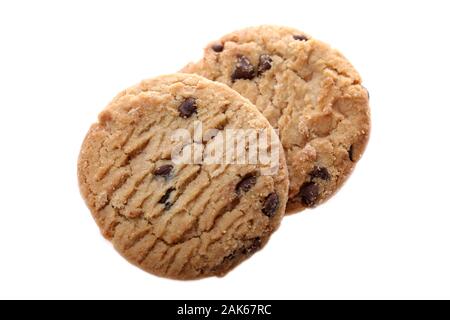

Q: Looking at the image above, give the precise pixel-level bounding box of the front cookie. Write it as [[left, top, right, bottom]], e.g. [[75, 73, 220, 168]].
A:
[[182, 25, 371, 213], [78, 74, 289, 280]]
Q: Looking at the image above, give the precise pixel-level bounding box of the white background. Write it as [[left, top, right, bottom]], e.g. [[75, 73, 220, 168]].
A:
[[1, 0, 449, 300]]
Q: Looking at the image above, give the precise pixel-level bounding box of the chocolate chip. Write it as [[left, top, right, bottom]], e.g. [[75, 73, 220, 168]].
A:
[[244, 238, 261, 255], [158, 187, 175, 204], [178, 98, 197, 118], [225, 238, 261, 261], [257, 54, 273, 76], [231, 55, 256, 81], [298, 182, 319, 207], [293, 35, 308, 41], [223, 252, 237, 262], [262, 193, 279, 217], [236, 174, 257, 194], [212, 43, 224, 52], [348, 145, 355, 162], [310, 166, 331, 181], [154, 165, 173, 177], [164, 202, 173, 211]]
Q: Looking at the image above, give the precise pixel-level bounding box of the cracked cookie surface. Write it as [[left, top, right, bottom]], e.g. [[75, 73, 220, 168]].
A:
[[182, 25, 371, 213], [78, 73, 289, 280]]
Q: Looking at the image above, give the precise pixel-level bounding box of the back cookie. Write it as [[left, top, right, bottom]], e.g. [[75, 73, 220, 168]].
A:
[[182, 25, 370, 213]]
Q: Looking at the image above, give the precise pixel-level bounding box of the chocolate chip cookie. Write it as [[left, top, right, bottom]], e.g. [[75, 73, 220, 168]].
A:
[[78, 73, 289, 280], [182, 25, 371, 213]]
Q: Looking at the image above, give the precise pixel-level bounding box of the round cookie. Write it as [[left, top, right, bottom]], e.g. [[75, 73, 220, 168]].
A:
[[78, 73, 289, 280], [182, 25, 370, 214]]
